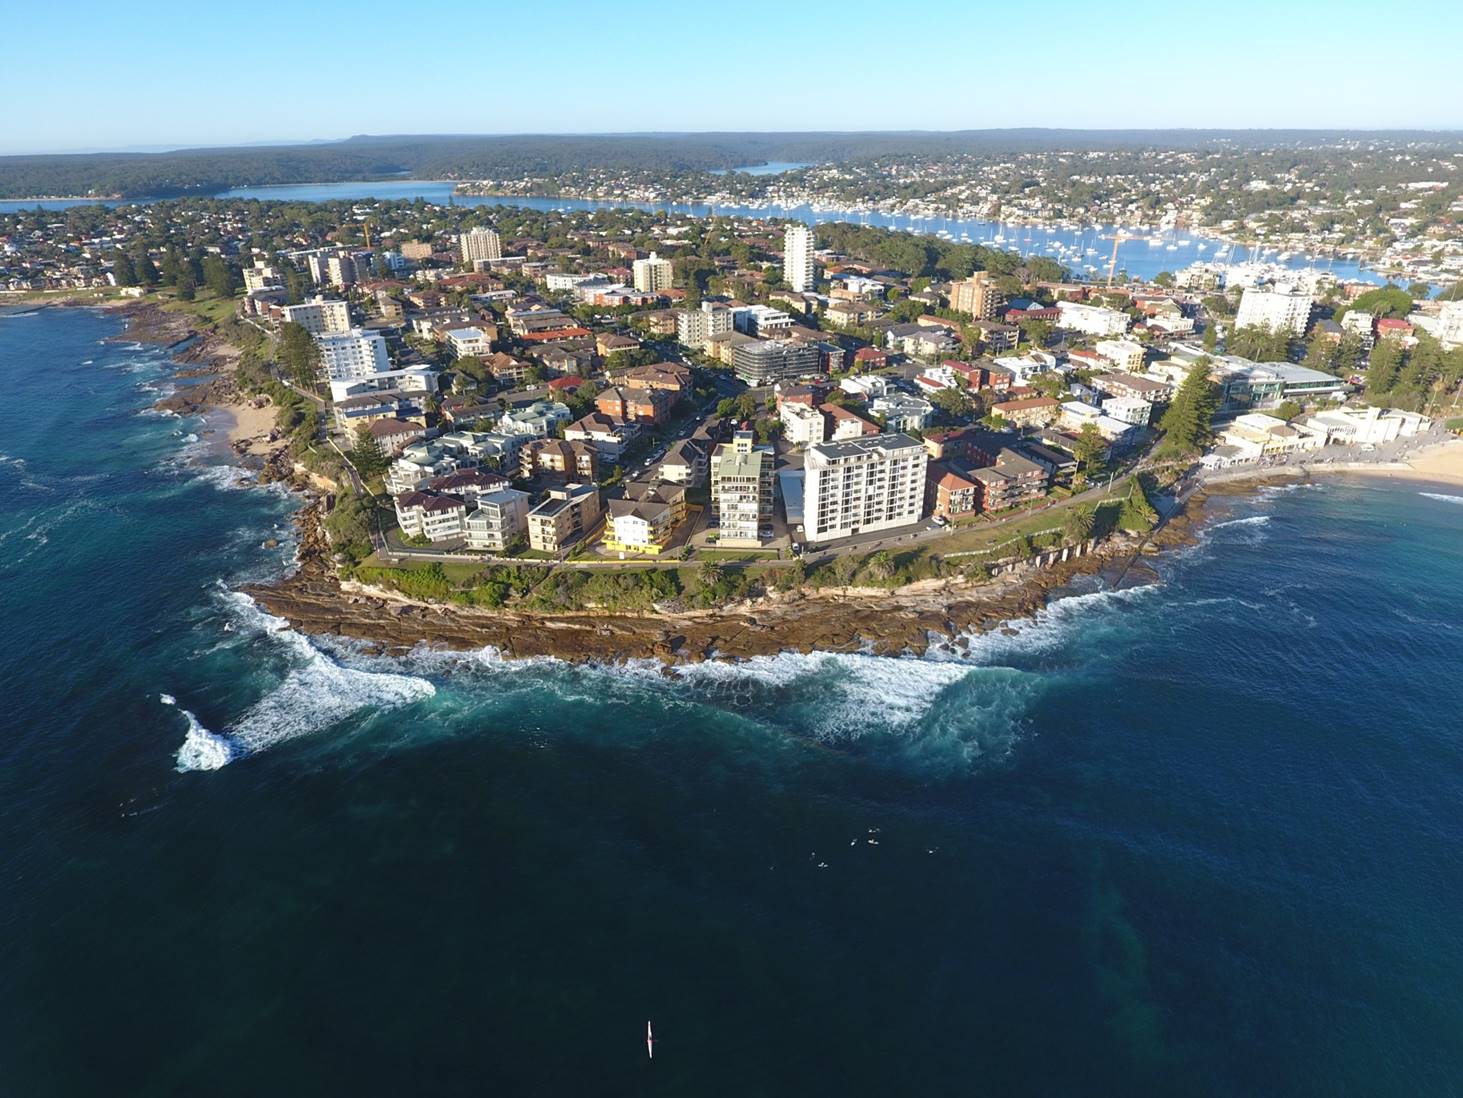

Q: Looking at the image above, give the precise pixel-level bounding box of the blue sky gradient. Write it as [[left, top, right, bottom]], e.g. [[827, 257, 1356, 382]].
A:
[[6, 0, 1462, 154]]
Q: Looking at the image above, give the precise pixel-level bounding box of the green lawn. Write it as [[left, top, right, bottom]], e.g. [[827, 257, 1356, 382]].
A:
[[360, 554, 487, 585], [162, 290, 238, 327]]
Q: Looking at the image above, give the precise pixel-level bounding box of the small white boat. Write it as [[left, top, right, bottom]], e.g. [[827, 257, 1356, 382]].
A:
[[647, 1021, 654, 1060]]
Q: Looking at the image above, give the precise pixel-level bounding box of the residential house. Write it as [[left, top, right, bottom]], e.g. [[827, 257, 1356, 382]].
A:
[[366, 417, 427, 456]]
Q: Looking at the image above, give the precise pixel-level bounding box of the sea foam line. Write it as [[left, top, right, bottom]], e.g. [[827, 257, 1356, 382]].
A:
[[1419, 491, 1463, 506], [172, 592, 436, 772]]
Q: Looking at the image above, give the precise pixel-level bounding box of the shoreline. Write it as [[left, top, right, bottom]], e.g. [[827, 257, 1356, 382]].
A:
[[91, 295, 1462, 667], [1199, 440, 1463, 490], [241, 496, 1202, 666]]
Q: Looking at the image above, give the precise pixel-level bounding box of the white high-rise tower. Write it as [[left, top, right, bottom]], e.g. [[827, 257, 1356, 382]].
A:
[[783, 224, 814, 292]]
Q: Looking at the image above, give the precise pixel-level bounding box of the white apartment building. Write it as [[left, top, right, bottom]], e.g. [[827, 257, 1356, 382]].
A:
[[1234, 286, 1314, 335], [839, 374, 889, 400], [802, 434, 928, 544], [1101, 395, 1153, 426], [783, 224, 815, 293], [1436, 300, 1463, 350], [1056, 301, 1131, 337], [458, 227, 502, 264], [1094, 338, 1145, 371], [445, 327, 493, 358], [676, 303, 732, 348], [318, 329, 390, 384], [281, 297, 352, 336], [464, 488, 531, 553], [732, 303, 793, 336], [631, 252, 674, 293], [870, 393, 934, 432], [545, 271, 602, 291], [242, 263, 282, 293], [710, 430, 774, 547], [780, 401, 827, 446]]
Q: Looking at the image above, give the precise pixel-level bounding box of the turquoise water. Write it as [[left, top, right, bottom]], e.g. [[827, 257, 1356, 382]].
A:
[[3, 307, 1463, 1095]]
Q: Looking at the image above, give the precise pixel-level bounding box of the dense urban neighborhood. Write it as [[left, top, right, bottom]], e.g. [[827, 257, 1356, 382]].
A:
[[4, 193, 1462, 609]]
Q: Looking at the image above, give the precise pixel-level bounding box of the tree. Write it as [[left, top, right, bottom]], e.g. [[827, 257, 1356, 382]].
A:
[[1019, 318, 1053, 348], [1365, 339, 1401, 397], [931, 386, 973, 418], [1157, 361, 1219, 455], [1202, 322, 1218, 353], [830, 554, 859, 586], [1062, 504, 1096, 545], [1153, 271, 1176, 288], [111, 250, 138, 288], [201, 255, 236, 299], [133, 250, 160, 286], [278, 321, 322, 388], [1274, 400, 1302, 422], [350, 424, 388, 479], [1073, 421, 1106, 474], [1029, 371, 1067, 400], [1350, 285, 1413, 319], [1227, 324, 1291, 363], [864, 550, 895, 582]]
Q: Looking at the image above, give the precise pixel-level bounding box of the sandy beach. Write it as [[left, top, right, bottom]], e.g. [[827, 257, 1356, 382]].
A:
[[224, 397, 279, 457], [1338, 440, 1463, 486]]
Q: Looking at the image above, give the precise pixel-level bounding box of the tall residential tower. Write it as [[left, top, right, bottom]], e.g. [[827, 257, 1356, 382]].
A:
[[783, 224, 815, 293]]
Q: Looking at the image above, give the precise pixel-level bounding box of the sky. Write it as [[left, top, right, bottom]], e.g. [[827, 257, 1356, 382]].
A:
[[6, 0, 1463, 155]]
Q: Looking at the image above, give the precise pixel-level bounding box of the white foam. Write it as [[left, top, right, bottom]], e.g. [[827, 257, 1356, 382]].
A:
[[950, 583, 1155, 665], [673, 650, 976, 737], [199, 592, 436, 765], [1209, 515, 1271, 530], [161, 693, 236, 772], [175, 711, 235, 772], [1419, 492, 1463, 506]]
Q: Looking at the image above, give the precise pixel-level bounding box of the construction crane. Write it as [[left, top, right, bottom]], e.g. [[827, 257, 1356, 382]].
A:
[[1103, 233, 1133, 287]]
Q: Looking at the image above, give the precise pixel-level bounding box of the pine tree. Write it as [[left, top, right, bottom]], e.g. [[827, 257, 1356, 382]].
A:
[[1158, 362, 1218, 455], [1365, 339, 1401, 397], [350, 425, 388, 478], [1074, 422, 1107, 474], [111, 251, 138, 287], [202, 256, 236, 299]]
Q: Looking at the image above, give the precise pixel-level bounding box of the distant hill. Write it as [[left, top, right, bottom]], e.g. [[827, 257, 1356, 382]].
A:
[[2, 129, 1460, 200]]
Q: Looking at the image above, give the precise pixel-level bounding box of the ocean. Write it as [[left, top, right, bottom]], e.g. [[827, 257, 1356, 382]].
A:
[[2, 307, 1462, 1096]]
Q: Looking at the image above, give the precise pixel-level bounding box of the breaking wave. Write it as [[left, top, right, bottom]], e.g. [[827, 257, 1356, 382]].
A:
[[1419, 492, 1463, 506], [175, 592, 436, 771], [161, 694, 235, 772], [1209, 515, 1271, 530]]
